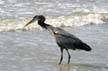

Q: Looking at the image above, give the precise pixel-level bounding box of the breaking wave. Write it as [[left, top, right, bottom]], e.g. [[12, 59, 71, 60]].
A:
[[0, 13, 108, 32]]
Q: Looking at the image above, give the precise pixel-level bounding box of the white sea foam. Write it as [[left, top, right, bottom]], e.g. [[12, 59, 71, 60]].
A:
[[0, 13, 107, 32], [46, 14, 104, 27]]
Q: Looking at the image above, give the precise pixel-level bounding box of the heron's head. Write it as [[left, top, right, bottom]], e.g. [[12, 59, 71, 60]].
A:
[[24, 15, 45, 27]]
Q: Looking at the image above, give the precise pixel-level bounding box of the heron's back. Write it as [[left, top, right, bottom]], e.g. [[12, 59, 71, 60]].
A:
[[52, 27, 91, 51]]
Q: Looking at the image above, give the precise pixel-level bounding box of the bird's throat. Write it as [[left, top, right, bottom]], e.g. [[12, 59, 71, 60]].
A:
[[38, 21, 48, 29]]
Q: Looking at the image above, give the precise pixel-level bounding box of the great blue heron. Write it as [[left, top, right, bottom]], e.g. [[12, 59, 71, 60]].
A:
[[24, 15, 92, 64]]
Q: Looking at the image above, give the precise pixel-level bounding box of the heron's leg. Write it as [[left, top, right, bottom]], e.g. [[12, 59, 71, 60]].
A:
[[59, 48, 64, 65], [66, 49, 71, 64]]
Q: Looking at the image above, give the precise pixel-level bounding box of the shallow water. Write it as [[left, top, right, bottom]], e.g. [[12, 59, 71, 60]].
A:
[[0, 24, 108, 71], [1, 0, 108, 32], [0, 0, 108, 71], [0, 0, 108, 18]]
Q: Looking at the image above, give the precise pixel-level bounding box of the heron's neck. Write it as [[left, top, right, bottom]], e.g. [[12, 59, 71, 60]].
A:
[[38, 20, 51, 29]]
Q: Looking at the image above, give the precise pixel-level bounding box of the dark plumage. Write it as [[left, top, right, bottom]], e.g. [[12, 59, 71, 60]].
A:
[[24, 15, 92, 64]]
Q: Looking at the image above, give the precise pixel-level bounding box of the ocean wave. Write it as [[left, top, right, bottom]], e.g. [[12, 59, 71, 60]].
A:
[[0, 13, 107, 32]]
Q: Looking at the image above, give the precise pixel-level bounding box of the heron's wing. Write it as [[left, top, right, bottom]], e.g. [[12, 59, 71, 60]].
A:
[[53, 27, 82, 41], [55, 32, 82, 44], [53, 28, 91, 51], [53, 28, 82, 49]]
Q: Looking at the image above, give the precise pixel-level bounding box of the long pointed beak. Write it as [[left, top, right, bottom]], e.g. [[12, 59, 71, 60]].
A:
[[24, 16, 38, 28], [24, 20, 34, 27]]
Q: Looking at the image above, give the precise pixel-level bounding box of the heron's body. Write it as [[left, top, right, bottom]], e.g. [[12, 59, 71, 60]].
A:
[[24, 15, 92, 64], [52, 27, 91, 50]]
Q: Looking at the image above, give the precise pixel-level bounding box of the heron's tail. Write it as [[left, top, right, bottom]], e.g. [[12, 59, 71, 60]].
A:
[[82, 43, 92, 51]]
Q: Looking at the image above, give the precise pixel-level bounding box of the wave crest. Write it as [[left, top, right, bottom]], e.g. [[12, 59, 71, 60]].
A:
[[0, 13, 107, 32]]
